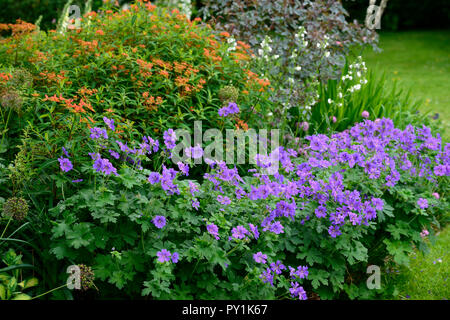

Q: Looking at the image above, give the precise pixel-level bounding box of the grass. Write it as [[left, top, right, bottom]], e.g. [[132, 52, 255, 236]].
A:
[[361, 30, 449, 300], [391, 227, 450, 300], [361, 30, 450, 137]]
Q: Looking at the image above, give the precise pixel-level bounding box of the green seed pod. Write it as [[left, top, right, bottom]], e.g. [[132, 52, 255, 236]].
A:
[[218, 85, 239, 104], [0, 90, 23, 112], [8, 69, 33, 90], [2, 197, 29, 221], [78, 264, 95, 291]]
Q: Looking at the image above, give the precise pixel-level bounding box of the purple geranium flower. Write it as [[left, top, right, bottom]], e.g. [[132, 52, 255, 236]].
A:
[[109, 149, 120, 159], [148, 172, 161, 184], [192, 199, 200, 210], [58, 157, 73, 172], [171, 252, 179, 263], [217, 195, 231, 205], [207, 223, 220, 240], [417, 198, 428, 209], [103, 117, 115, 131], [177, 162, 189, 176], [153, 215, 166, 229], [260, 268, 274, 286], [270, 260, 286, 275], [218, 102, 239, 117], [231, 225, 248, 240], [163, 129, 177, 149], [248, 223, 259, 239], [157, 249, 171, 263], [290, 282, 307, 300], [62, 147, 70, 157], [90, 127, 108, 140], [253, 252, 267, 264], [269, 221, 284, 234]]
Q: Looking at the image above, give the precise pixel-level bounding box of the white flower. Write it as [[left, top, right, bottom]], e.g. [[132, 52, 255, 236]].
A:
[[258, 49, 263, 56], [357, 71, 361, 77], [267, 112, 273, 117], [338, 92, 343, 99], [316, 43, 321, 48], [295, 66, 302, 71], [324, 51, 330, 58], [273, 54, 280, 59], [328, 98, 333, 104]]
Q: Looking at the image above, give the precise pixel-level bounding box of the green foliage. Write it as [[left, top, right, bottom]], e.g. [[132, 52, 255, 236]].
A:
[[0, 249, 38, 300]]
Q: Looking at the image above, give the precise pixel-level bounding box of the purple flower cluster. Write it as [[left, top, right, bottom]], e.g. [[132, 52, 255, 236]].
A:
[[207, 223, 220, 240], [163, 129, 177, 150], [185, 144, 204, 159], [231, 225, 248, 240], [289, 265, 309, 280], [217, 195, 231, 205], [218, 102, 239, 117], [58, 157, 73, 172], [270, 260, 286, 275], [289, 282, 307, 300], [90, 127, 108, 140], [103, 117, 115, 131], [253, 252, 267, 264], [260, 268, 274, 286], [92, 153, 118, 176], [156, 249, 179, 263], [417, 198, 428, 209]]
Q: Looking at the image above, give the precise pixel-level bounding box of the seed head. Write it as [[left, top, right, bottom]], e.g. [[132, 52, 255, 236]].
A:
[[2, 197, 29, 221]]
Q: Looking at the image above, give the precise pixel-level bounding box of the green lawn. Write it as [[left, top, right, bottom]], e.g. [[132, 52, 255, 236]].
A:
[[392, 227, 450, 300], [362, 30, 450, 137], [362, 30, 449, 300]]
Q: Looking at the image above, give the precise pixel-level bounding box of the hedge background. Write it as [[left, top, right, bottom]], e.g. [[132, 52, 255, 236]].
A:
[[0, 1, 448, 33]]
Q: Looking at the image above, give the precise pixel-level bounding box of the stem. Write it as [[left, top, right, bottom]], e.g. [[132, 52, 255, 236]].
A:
[[1, 216, 13, 239], [225, 243, 240, 257], [31, 283, 68, 300], [190, 259, 200, 277], [0, 107, 13, 148], [67, 114, 77, 141]]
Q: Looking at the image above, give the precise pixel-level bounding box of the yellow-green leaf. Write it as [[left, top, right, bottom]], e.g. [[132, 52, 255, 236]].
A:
[[24, 278, 39, 289], [12, 293, 32, 300], [0, 284, 6, 300]]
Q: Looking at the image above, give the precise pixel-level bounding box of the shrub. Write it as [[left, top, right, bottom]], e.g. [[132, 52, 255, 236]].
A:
[[0, 0, 272, 201], [198, 0, 378, 125], [47, 117, 449, 299], [0, 1, 271, 151]]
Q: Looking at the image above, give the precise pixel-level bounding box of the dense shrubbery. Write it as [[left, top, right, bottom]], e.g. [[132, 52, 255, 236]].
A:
[[0, 0, 448, 300], [198, 0, 379, 127], [0, 1, 272, 176], [44, 117, 450, 299]]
